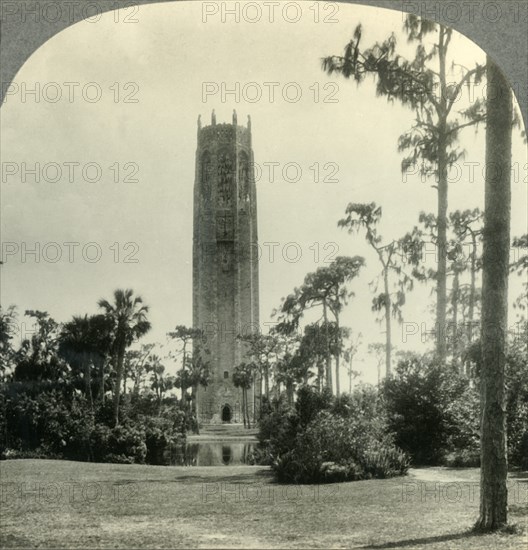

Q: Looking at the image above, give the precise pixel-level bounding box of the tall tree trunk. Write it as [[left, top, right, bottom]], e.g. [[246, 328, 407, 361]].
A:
[[383, 268, 392, 378], [323, 300, 332, 391], [452, 270, 460, 369], [253, 378, 257, 424], [190, 385, 196, 412], [242, 388, 247, 428], [468, 230, 478, 343], [113, 343, 125, 427], [348, 356, 353, 394], [84, 356, 95, 461], [258, 372, 263, 420], [287, 382, 293, 407], [264, 365, 269, 402], [100, 358, 108, 404], [191, 384, 200, 434], [245, 387, 251, 429], [436, 140, 448, 364], [476, 56, 511, 532], [335, 310, 341, 395], [181, 341, 187, 404], [84, 355, 94, 414], [436, 26, 449, 366]]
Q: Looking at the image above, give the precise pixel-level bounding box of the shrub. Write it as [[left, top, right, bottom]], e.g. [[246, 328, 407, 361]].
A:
[[1, 381, 190, 465], [382, 354, 479, 465], [505, 325, 528, 468], [142, 414, 186, 465], [91, 423, 147, 464], [3, 448, 60, 460], [332, 384, 382, 421], [256, 386, 335, 466], [515, 431, 528, 470], [464, 325, 528, 469], [271, 410, 409, 484], [259, 410, 299, 464], [295, 385, 333, 426], [256, 384, 409, 483], [40, 393, 94, 461], [443, 448, 480, 468], [2, 388, 94, 460], [357, 439, 411, 478]]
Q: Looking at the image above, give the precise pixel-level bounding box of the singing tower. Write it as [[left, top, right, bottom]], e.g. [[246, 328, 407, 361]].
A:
[[193, 110, 259, 424]]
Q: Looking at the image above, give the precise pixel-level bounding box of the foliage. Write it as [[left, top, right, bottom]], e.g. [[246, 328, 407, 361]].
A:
[[275, 256, 364, 393], [90, 423, 147, 464], [167, 325, 209, 422], [141, 413, 186, 465], [323, 16, 487, 364], [272, 410, 409, 484], [1, 384, 187, 465], [382, 353, 480, 465], [98, 289, 151, 426], [465, 323, 528, 469], [257, 385, 408, 483], [506, 324, 528, 468], [402, 209, 484, 362], [0, 291, 190, 466], [0, 305, 18, 375], [338, 203, 414, 323], [2, 388, 91, 460], [295, 385, 334, 426]]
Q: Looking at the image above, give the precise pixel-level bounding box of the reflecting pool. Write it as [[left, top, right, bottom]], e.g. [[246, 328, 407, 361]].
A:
[[166, 441, 257, 466]]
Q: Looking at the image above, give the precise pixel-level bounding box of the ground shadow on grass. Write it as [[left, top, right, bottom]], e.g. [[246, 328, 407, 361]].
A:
[[109, 469, 274, 486], [509, 504, 528, 517], [361, 521, 526, 550], [509, 470, 528, 481], [0, 534, 33, 548], [360, 530, 478, 549]]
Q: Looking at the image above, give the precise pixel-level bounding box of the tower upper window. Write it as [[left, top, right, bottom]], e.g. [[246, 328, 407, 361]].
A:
[[224, 370, 229, 379], [201, 151, 211, 197]]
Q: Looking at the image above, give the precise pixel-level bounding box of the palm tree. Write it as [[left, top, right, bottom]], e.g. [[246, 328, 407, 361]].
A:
[[187, 352, 211, 433], [59, 313, 114, 411], [127, 343, 155, 396], [275, 352, 309, 407], [167, 326, 202, 405], [146, 355, 175, 416], [232, 363, 254, 428], [59, 315, 96, 411], [98, 289, 151, 426], [0, 305, 17, 377]]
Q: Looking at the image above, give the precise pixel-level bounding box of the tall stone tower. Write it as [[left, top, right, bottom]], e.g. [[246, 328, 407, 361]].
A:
[[193, 110, 259, 424]]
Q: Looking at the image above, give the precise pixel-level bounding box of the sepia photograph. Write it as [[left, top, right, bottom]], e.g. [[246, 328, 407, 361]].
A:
[[0, 0, 527, 548]]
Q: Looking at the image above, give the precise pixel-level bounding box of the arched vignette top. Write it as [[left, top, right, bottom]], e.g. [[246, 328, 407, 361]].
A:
[[0, 0, 526, 126]]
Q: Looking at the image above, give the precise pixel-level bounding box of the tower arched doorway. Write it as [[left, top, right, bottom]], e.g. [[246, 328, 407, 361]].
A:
[[221, 404, 232, 423]]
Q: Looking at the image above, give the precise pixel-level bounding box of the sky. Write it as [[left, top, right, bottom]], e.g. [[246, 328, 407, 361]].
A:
[[1, 1, 527, 386]]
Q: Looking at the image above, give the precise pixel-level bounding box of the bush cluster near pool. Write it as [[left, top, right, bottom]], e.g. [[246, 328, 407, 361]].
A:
[[257, 386, 410, 483]]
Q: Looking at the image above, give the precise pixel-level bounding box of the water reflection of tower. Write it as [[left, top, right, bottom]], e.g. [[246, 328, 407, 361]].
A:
[[222, 445, 232, 465]]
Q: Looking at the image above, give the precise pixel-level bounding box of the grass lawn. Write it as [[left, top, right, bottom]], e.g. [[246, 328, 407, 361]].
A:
[[0, 459, 526, 549]]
